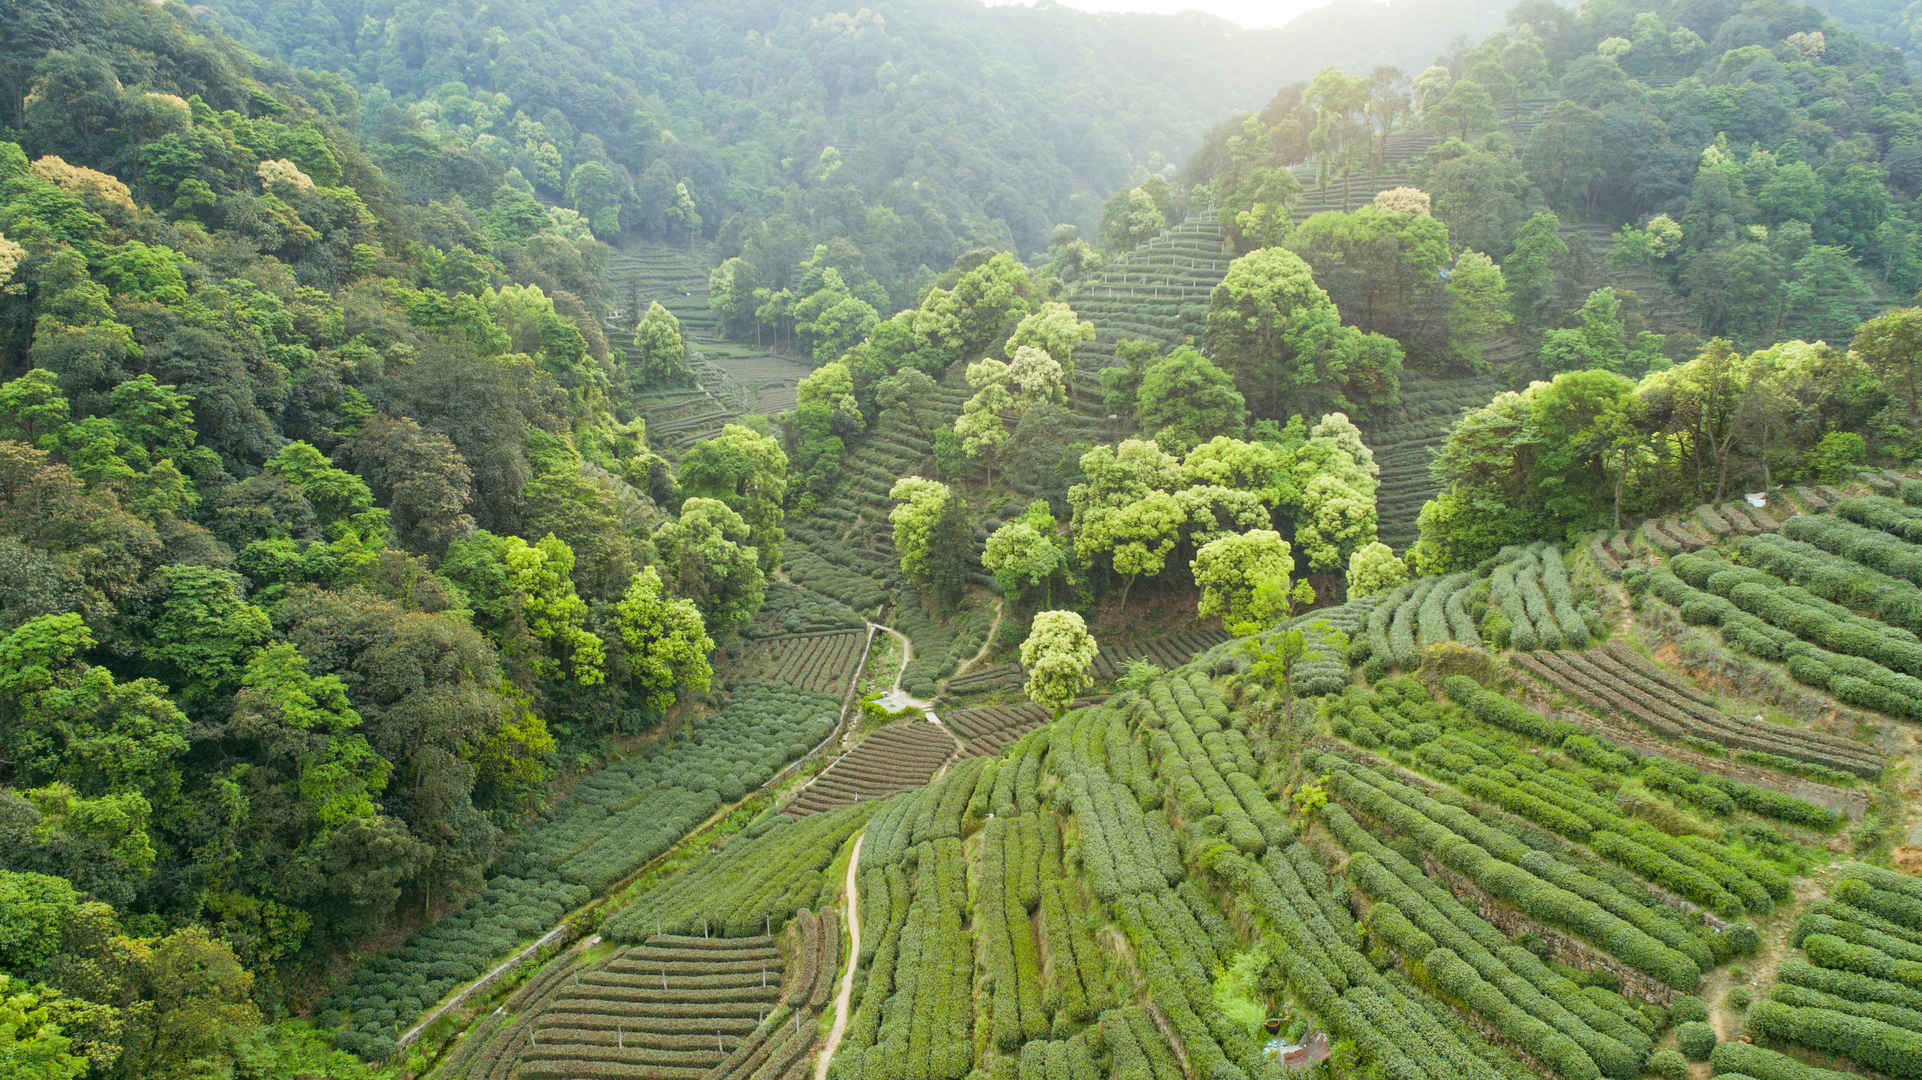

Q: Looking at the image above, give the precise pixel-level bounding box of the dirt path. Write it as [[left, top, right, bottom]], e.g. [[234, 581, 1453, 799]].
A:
[[1687, 869, 1830, 1080], [954, 600, 1003, 677], [398, 923, 571, 1050], [869, 622, 937, 716], [815, 832, 865, 1080]]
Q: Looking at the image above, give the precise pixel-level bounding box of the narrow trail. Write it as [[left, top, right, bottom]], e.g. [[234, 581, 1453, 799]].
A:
[[399, 923, 570, 1049], [955, 600, 1004, 677], [404, 614, 882, 1063], [815, 832, 865, 1080], [868, 622, 937, 716], [1689, 868, 1831, 1080]]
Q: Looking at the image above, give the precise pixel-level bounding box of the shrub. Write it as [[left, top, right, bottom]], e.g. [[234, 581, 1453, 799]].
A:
[[1675, 1020, 1716, 1060], [1646, 1047, 1688, 1079]]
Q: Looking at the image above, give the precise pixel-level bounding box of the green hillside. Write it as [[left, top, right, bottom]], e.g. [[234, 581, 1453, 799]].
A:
[[7, 1, 1922, 1079]]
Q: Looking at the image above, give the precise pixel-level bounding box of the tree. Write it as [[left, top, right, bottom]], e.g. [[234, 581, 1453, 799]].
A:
[[614, 566, 713, 713], [1506, 212, 1568, 324], [227, 643, 390, 828], [1287, 205, 1451, 357], [1192, 530, 1296, 635], [708, 258, 761, 340], [1214, 116, 1301, 252], [1427, 79, 1499, 140], [955, 358, 1015, 475], [1204, 247, 1402, 420], [1445, 251, 1512, 372], [1305, 67, 1372, 211], [340, 414, 475, 557], [982, 514, 1064, 608], [0, 974, 83, 1080], [1852, 307, 1922, 427], [1245, 621, 1337, 727], [1346, 541, 1408, 597], [139, 565, 272, 708], [1098, 186, 1166, 252], [1372, 186, 1431, 217], [0, 614, 187, 798], [915, 253, 1037, 366], [677, 424, 788, 573], [262, 442, 373, 533], [795, 361, 863, 434], [1073, 490, 1184, 609], [1005, 346, 1065, 410], [1638, 340, 1743, 502], [503, 534, 605, 686], [1420, 141, 1531, 256], [564, 161, 621, 236], [136, 927, 261, 1080], [0, 370, 69, 446], [1137, 346, 1247, 453], [1004, 302, 1094, 376], [652, 498, 764, 642], [630, 301, 688, 387], [888, 477, 971, 608], [1019, 611, 1098, 717], [1099, 338, 1158, 417]]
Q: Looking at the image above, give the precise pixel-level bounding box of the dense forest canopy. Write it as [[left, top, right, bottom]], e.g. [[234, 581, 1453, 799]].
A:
[[183, 0, 1520, 305]]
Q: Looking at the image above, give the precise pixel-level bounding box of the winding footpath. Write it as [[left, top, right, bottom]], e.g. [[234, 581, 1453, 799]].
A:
[[867, 621, 938, 717], [815, 832, 865, 1080]]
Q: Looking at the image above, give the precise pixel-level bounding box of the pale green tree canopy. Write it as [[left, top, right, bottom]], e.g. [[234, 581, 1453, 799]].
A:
[[1138, 346, 1247, 454], [503, 534, 606, 686], [887, 476, 953, 584], [652, 497, 765, 643], [1192, 529, 1295, 635], [1019, 610, 1098, 715], [631, 301, 688, 388], [615, 565, 713, 713], [1346, 540, 1409, 598], [678, 424, 789, 572], [1004, 301, 1094, 373], [982, 520, 1063, 604], [1005, 346, 1065, 410]]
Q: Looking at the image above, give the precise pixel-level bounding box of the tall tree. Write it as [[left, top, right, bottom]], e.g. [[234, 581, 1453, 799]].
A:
[[1204, 247, 1402, 420], [651, 499, 764, 643], [1136, 346, 1247, 453], [1019, 611, 1098, 717], [1191, 529, 1296, 635], [677, 424, 788, 573], [614, 566, 713, 713], [1305, 67, 1372, 211], [630, 301, 689, 388]]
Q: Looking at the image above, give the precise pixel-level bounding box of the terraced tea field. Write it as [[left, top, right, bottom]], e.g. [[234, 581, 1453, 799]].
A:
[[1065, 213, 1229, 403], [1515, 644, 1881, 778], [735, 629, 871, 697], [785, 721, 958, 816], [1362, 372, 1502, 551], [603, 244, 813, 450], [519, 937, 785, 1080], [1637, 484, 1922, 724], [942, 626, 1227, 704], [943, 702, 1050, 757], [1730, 863, 1922, 1080]]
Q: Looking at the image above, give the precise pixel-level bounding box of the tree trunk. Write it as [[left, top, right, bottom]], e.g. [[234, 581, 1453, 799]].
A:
[[1119, 573, 1137, 611]]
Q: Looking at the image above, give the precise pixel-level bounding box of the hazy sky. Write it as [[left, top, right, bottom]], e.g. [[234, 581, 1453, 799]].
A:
[[983, 0, 1323, 30]]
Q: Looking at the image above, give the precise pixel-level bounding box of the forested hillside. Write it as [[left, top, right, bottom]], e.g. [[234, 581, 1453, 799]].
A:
[[5, 0, 1922, 1079], [182, 0, 1518, 306]]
